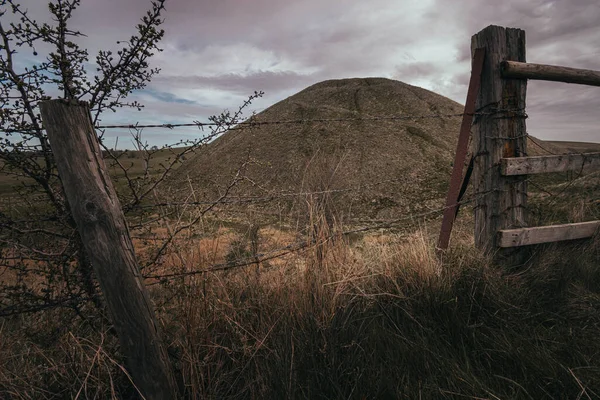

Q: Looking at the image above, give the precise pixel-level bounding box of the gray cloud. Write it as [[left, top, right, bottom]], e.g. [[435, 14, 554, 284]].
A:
[[3, 0, 599, 146], [152, 70, 317, 97], [393, 62, 441, 82], [428, 0, 600, 143]]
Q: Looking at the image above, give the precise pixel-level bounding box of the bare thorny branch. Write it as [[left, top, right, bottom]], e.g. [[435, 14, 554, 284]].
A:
[[0, 0, 264, 318]]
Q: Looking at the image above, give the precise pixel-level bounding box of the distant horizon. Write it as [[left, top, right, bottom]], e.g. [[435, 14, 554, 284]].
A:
[[92, 75, 600, 150], [5, 1, 600, 147]]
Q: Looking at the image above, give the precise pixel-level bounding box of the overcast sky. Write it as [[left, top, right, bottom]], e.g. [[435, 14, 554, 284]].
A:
[[5, 0, 600, 147]]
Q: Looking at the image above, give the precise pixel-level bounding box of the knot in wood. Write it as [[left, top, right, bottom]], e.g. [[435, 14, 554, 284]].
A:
[[82, 200, 100, 223]]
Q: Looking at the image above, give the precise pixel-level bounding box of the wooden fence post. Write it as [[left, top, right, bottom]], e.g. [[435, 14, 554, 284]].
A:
[[39, 100, 178, 399], [471, 25, 528, 262]]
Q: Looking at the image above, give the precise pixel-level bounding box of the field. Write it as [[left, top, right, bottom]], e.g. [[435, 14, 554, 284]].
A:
[[547, 141, 600, 154], [0, 148, 180, 196], [1, 134, 599, 399]]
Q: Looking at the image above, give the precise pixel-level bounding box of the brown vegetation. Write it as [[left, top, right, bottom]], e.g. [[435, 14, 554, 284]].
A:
[[166, 78, 588, 224], [2, 76, 599, 398], [2, 214, 599, 398]]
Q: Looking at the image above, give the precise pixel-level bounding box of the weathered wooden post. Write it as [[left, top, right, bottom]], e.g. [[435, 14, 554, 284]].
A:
[[471, 25, 528, 262], [40, 100, 178, 399]]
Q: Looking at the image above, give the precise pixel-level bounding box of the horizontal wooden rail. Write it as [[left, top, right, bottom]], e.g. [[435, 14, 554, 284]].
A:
[[498, 221, 600, 247], [501, 61, 600, 87], [501, 152, 600, 175]]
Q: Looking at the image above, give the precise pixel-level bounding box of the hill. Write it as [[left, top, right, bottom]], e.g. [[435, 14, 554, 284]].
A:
[[168, 78, 464, 220], [546, 140, 600, 154], [166, 78, 589, 222]]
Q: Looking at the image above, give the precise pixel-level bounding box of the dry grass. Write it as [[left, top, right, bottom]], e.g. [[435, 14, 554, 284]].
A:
[[1, 120, 599, 398], [2, 214, 599, 399], [2, 76, 599, 399], [2, 156, 599, 399]]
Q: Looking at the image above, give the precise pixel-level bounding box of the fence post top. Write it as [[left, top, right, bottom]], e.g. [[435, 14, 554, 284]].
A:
[[477, 25, 525, 33], [41, 98, 90, 108]]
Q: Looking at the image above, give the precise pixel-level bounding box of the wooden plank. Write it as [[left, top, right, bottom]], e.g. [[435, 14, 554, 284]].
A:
[[502, 61, 600, 87], [498, 221, 600, 247], [471, 25, 528, 259], [501, 152, 600, 175], [437, 48, 485, 250], [39, 100, 178, 400]]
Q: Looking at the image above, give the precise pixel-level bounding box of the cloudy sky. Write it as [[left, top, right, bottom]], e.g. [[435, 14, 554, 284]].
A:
[[5, 0, 600, 147]]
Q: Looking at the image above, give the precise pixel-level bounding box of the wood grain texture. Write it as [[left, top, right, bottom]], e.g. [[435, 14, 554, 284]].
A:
[[498, 221, 600, 247], [502, 61, 600, 87], [39, 100, 178, 400], [471, 26, 528, 258], [501, 152, 600, 175]]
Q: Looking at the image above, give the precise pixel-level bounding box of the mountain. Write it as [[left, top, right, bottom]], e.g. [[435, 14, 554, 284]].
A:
[[167, 77, 567, 222]]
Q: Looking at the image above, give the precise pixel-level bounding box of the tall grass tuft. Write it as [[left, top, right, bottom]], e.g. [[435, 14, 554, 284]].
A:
[[2, 222, 599, 398]]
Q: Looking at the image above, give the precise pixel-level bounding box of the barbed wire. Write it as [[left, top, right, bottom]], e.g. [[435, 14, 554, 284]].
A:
[[0, 108, 532, 136], [524, 136, 599, 208], [93, 109, 528, 130], [142, 190, 492, 283], [134, 177, 422, 209], [3, 103, 598, 317], [528, 135, 558, 155], [95, 113, 466, 130], [0, 112, 462, 134]]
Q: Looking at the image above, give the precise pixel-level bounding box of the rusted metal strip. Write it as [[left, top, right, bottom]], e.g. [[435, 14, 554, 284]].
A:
[[437, 48, 485, 250], [454, 155, 474, 219]]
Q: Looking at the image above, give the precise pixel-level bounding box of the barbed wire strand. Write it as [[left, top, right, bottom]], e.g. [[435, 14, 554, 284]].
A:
[[95, 109, 527, 129], [95, 113, 466, 130], [3, 107, 598, 316], [143, 189, 493, 284], [135, 177, 420, 209], [0, 109, 527, 134], [0, 180, 435, 225]]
